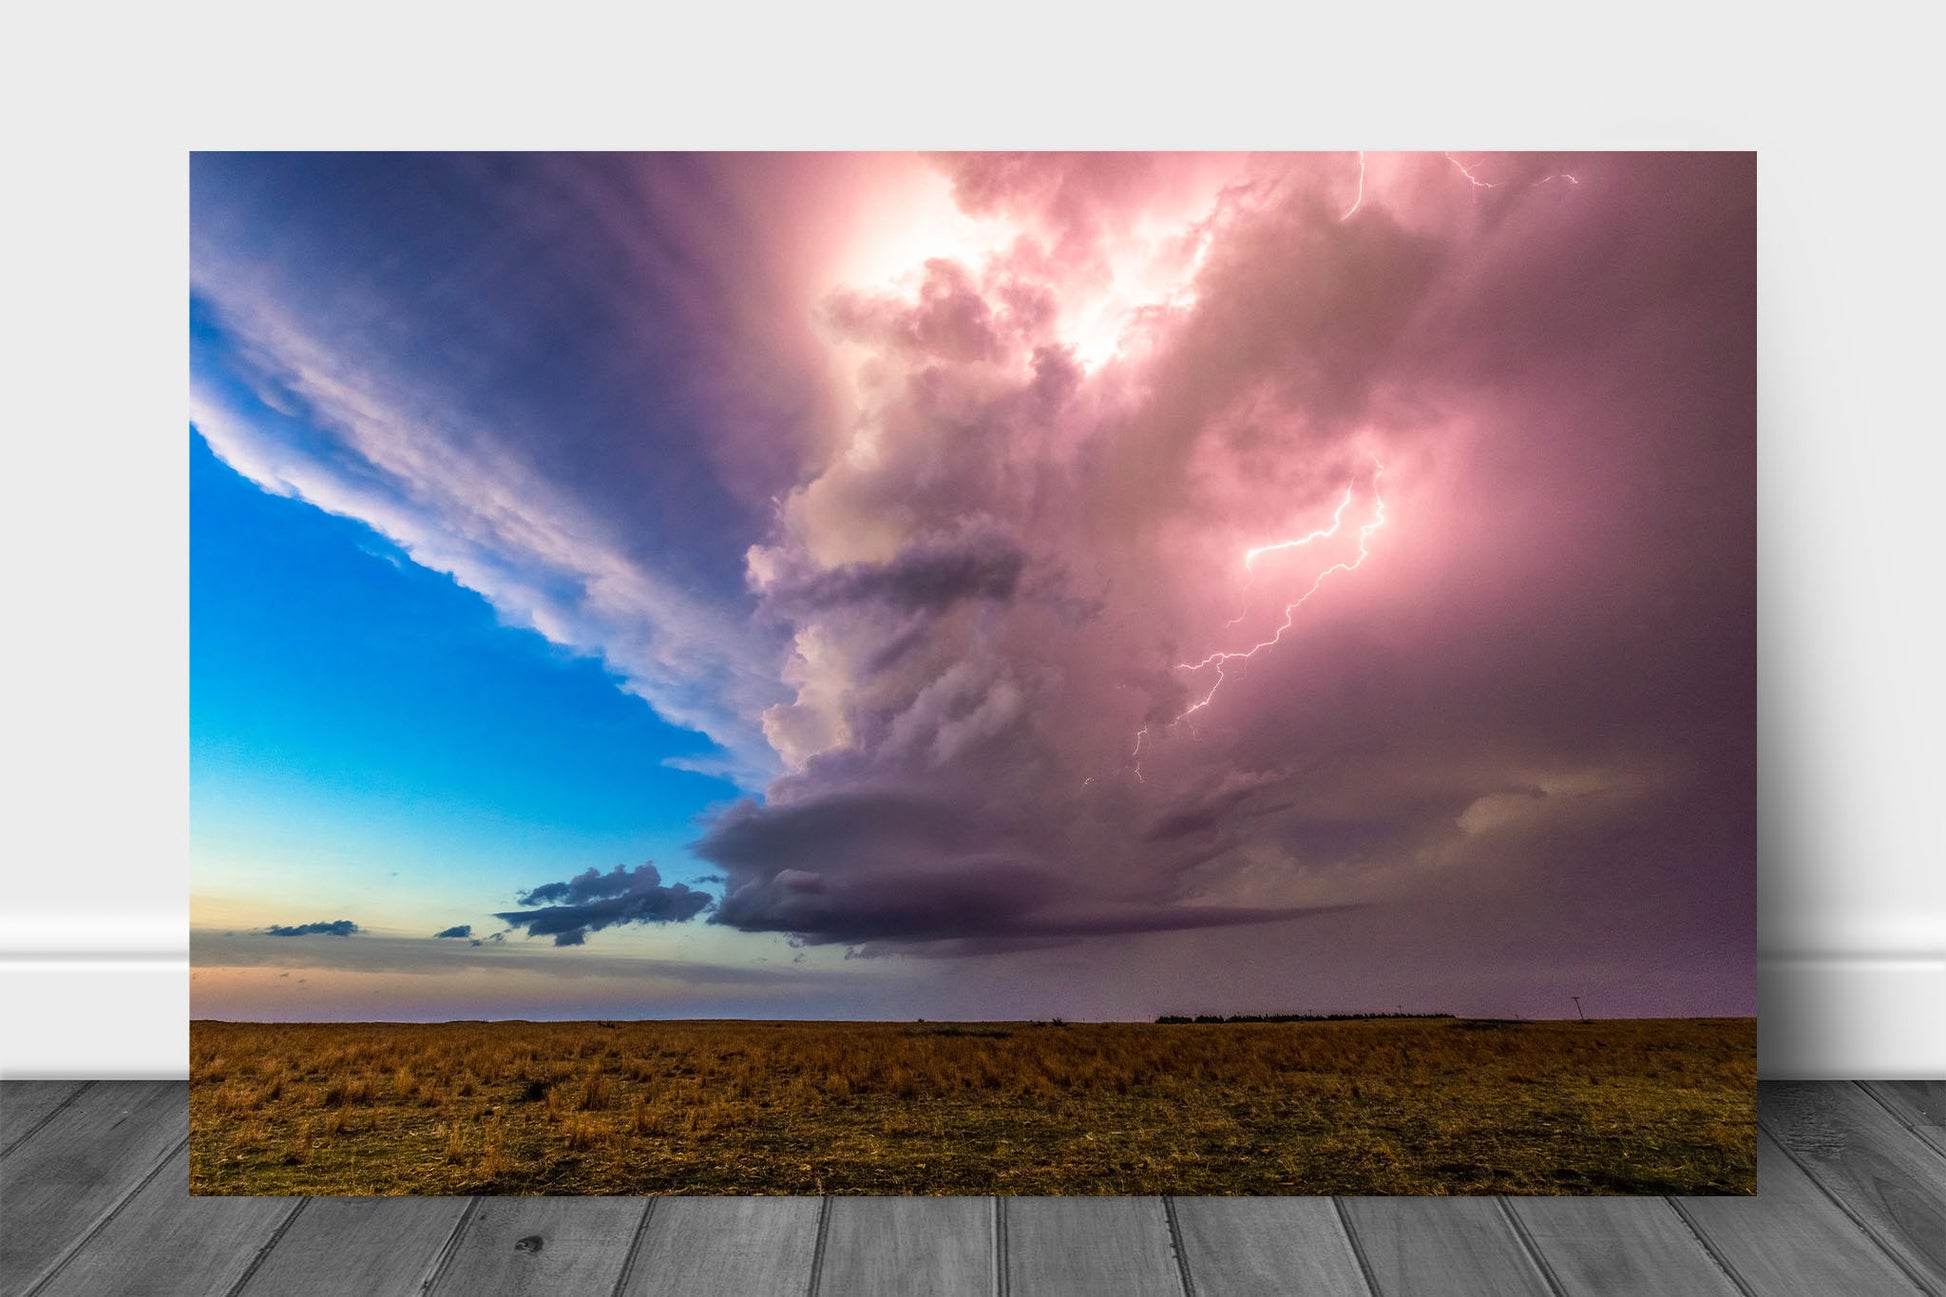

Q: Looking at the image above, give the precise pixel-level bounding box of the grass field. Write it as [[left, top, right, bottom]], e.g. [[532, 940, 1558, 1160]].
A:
[[189, 1017, 1755, 1196]]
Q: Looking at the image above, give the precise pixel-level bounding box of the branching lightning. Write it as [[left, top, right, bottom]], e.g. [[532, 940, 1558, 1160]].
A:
[[1346, 153, 1575, 230], [1451, 154, 1583, 195], [1129, 456, 1388, 779], [1219, 479, 1353, 628], [1116, 153, 1581, 782], [1446, 152, 1496, 193], [1177, 460, 1387, 716], [1243, 480, 1355, 570]]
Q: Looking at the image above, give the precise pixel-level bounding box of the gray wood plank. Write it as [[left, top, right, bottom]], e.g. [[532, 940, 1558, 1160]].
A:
[[427, 1198, 647, 1297], [1, 1081, 90, 1158], [1336, 1197, 1553, 1297], [1169, 1197, 1372, 1297], [815, 1197, 993, 1297], [1761, 1080, 1946, 1292], [5, 1080, 1938, 1297], [0, 1080, 184, 1291], [236, 1196, 474, 1297], [620, 1198, 822, 1297], [1505, 1196, 1740, 1296], [1004, 1198, 1183, 1297], [1677, 1128, 1929, 1297], [1863, 1081, 1946, 1158], [32, 1145, 297, 1297]]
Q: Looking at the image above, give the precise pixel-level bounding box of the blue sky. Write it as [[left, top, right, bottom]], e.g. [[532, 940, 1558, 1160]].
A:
[[191, 424, 737, 922], [188, 412, 883, 1021]]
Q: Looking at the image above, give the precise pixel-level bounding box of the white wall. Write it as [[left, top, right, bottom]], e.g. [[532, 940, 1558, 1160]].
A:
[[2, 5, 1940, 1079]]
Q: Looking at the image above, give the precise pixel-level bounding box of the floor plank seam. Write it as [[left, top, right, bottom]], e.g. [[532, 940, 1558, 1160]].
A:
[[1493, 1197, 1569, 1297], [20, 1132, 188, 1297], [804, 1196, 832, 1297], [1856, 1082, 1946, 1165], [1328, 1198, 1383, 1297], [220, 1197, 309, 1297], [418, 1196, 483, 1295], [0, 1081, 93, 1161], [993, 1196, 1009, 1297], [1855, 1081, 1923, 1133], [1757, 1117, 1941, 1297], [606, 1197, 657, 1297], [1160, 1197, 1197, 1297], [1661, 1197, 1760, 1297], [1855, 1080, 1909, 1116]]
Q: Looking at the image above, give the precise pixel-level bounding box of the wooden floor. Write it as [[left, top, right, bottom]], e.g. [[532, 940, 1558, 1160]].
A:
[[2, 1082, 1940, 1296]]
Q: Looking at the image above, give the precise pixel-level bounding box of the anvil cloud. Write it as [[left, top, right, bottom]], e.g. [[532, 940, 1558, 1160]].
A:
[[191, 153, 1754, 1016]]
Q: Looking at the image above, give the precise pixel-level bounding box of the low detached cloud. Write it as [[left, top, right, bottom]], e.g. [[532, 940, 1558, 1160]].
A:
[[495, 862, 712, 947], [265, 920, 359, 937], [432, 924, 472, 939]]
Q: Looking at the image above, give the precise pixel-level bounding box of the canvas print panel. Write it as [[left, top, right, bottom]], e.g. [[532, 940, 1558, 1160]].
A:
[[189, 152, 1756, 1195]]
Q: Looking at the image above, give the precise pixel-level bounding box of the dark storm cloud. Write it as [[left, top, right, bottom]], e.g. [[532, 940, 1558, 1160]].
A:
[[265, 920, 359, 937], [696, 784, 1356, 946], [1142, 771, 1295, 841], [720, 877, 1356, 947], [764, 523, 1027, 614], [433, 924, 472, 939], [696, 788, 1052, 942], [694, 791, 1001, 872], [496, 863, 712, 946], [712, 851, 1061, 943]]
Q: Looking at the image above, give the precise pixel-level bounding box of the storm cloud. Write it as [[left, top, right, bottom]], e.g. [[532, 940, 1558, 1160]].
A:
[[496, 863, 713, 946], [701, 152, 1754, 996], [760, 522, 1027, 614], [265, 920, 359, 937]]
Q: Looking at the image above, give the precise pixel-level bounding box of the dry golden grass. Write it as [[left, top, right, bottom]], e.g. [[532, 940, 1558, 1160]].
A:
[[189, 1017, 1755, 1196]]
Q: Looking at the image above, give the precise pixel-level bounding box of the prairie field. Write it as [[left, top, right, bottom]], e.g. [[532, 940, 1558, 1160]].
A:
[[189, 1017, 1755, 1196]]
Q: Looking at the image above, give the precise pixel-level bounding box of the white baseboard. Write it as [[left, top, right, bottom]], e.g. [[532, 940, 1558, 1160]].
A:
[[1, 949, 1938, 1079], [1, 961, 188, 1079], [0, 913, 189, 1079], [1756, 954, 1946, 1079]]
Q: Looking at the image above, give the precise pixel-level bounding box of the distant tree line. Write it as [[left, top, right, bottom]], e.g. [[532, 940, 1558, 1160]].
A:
[[1154, 1012, 1456, 1024]]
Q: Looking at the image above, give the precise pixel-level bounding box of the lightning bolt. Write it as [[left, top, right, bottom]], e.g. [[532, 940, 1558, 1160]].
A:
[[1219, 479, 1353, 628], [1243, 479, 1355, 570], [1177, 459, 1386, 717], [1340, 152, 1366, 222], [1128, 456, 1388, 778], [1446, 152, 1496, 193], [1349, 154, 1572, 227], [1452, 154, 1583, 195]]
